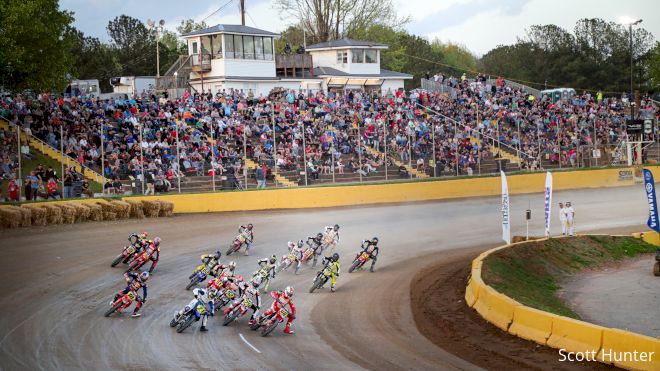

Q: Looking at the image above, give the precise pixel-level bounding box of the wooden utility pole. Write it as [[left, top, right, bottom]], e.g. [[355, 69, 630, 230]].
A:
[[240, 0, 245, 26]]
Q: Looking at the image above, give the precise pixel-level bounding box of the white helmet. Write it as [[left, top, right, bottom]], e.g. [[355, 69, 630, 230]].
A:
[[287, 241, 296, 249], [208, 287, 218, 298], [252, 274, 262, 286], [285, 286, 294, 297], [228, 261, 236, 270], [193, 288, 205, 298]]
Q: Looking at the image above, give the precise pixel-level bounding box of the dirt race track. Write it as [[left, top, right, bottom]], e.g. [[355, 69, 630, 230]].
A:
[[0, 186, 650, 370]]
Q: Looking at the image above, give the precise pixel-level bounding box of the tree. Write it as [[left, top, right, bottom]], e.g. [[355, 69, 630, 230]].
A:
[[0, 0, 76, 91], [430, 40, 477, 75], [649, 42, 660, 92], [275, 0, 407, 44], [107, 15, 157, 76], [176, 19, 209, 35], [69, 29, 119, 92]]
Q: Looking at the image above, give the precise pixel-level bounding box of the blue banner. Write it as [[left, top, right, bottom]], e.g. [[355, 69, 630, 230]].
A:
[[643, 169, 660, 233]]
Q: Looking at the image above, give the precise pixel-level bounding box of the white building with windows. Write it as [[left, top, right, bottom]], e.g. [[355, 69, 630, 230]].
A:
[[179, 25, 411, 96]]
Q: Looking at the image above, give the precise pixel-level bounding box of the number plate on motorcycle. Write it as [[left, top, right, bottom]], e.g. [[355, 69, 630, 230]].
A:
[[279, 309, 288, 317], [127, 292, 136, 300]]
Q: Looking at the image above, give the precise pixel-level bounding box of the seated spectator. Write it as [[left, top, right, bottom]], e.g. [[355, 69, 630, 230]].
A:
[[398, 165, 409, 178], [81, 178, 94, 198], [47, 178, 61, 199], [111, 176, 124, 194]]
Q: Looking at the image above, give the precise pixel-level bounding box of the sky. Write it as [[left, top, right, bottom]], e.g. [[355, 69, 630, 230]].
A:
[[61, 0, 659, 56]]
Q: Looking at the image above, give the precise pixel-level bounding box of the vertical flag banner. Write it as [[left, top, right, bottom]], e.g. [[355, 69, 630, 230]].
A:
[[501, 171, 511, 244], [544, 172, 553, 236], [643, 169, 660, 233]]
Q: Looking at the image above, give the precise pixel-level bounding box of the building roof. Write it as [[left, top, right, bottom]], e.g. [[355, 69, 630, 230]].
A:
[[306, 38, 388, 50], [182, 24, 278, 38], [313, 66, 412, 79]]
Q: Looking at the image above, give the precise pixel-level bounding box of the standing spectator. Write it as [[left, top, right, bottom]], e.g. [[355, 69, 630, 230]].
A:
[[558, 202, 567, 235], [566, 201, 575, 236], [145, 172, 155, 195], [255, 165, 266, 188], [47, 178, 60, 199], [45, 166, 58, 182], [27, 171, 39, 201], [63, 170, 73, 199]]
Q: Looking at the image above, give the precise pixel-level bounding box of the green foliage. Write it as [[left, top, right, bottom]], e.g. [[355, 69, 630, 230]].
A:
[[106, 15, 158, 77], [650, 42, 660, 92], [430, 40, 477, 75], [0, 0, 76, 91], [479, 18, 656, 93], [69, 29, 119, 92]]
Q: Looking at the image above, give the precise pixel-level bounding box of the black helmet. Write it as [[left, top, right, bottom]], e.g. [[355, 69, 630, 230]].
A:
[[269, 254, 277, 264], [247, 223, 253, 230], [372, 237, 379, 245], [333, 224, 340, 231], [316, 232, 323, 239], [214, 251, 222, 259], [332, 253, 339, 262]]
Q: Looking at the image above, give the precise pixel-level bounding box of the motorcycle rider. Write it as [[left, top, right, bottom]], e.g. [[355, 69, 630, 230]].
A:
[[238, 224, 255, 255], [355, 237, 380, 272], [176, 287, 218, 332], [307, 233, 324, 267], [323, 224, 340, 250], [189, 251, 223, 279], [225, 277, 262, 325], [257, 286, 297, 334], [112, 271, 149, 317], [129, 237, 161, 273], [207, 261, 237, 291], [320, 253, 340, 292], [292, 240, 308, 274], [257, 254, 277, 280], [123, 232, 150, 263]]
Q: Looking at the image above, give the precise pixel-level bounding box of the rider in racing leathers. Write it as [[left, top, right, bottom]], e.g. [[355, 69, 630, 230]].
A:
[[189, 251, 223, 279], [320, 253, 340, 292], [176, 287, 218, 332], [256, 255, 277, 281], [355, 237, 380, 272], [290, 240, 307, 274], [224, 278, 262, 325], [112, 271, 149, 317], [207, 261, 237, 291], [123, 232, 149, 263], [238, 224, 255, 255], [258, 286, 296, 334], [307, 233, 324, 267], [323, 224, 340, 250]]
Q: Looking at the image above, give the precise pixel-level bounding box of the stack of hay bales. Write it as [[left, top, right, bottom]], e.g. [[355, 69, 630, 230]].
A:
[[141, 200, 161, 218], [110, 200, 131, 219], [54, 203, 76, 224], [125, 199, 145, 219], [40, 204, 63, 225], [158, 201, 175, 217], [87, 203, 103, 221], [22, 204, 48, 226], [97, 202, 116, 221], [15, 207, 32, 227], [0, 207, 23, 229], [70, 203, 91, 223]]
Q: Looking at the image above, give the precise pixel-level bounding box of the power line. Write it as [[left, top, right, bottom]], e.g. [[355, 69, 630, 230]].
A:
[[201, 0, 234, 23]]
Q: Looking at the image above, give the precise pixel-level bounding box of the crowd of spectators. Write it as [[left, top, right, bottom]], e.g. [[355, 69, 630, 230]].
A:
[[1, 72, 657, 201]]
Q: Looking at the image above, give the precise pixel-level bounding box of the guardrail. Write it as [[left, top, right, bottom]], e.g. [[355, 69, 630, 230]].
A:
[[466, 236, 660, 371]]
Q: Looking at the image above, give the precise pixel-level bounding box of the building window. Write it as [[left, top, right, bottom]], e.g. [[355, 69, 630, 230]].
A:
[[352, 50, 364, 63], [365, 49, 377, 63], [243, 36, 255, 59], [225, 35, 234, 58], [337, 51, 347, 64], [255, 37, 264, 60], [191, 41, 198, 54], [263, 37, 273, 60], [212, 35, 222, 58], [234, 35, 244, 59]]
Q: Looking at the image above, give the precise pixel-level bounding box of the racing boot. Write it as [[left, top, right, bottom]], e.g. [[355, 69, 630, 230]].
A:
[[284, 324, 295, 334], [131, 312, 141, 318], [330, 285, 336, 292], [200, 326, 208, 332], [248, 318, 256, 326]]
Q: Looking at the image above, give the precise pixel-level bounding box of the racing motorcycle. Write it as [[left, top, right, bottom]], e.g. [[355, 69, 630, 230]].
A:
[[252, 269, 272, 291], [111, 235, 144, 267], [309, 265, 333, 293], [186, 264, 214, 290], [169, 300, 207, 333], [125, 250, 151, 273], [226, 234, 249, 255], [276, 252, 298, 273], [214, 285, 237, 309], [348, 251, 371, 273], [104, 291, 140, 317], [222, 297, 255, 326], [250, 308, 293, 337]]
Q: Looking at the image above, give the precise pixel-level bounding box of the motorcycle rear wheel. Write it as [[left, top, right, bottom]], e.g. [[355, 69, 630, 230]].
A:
[[176, 315, 195, 333], [260, 319, 279, 337], [223, 309, 240, 326], [104, 302, 122, 317], [309, 277, 321, 293]]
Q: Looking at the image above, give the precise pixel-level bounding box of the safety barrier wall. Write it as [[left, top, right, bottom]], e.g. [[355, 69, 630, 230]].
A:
[[465, 237, 660, 371]]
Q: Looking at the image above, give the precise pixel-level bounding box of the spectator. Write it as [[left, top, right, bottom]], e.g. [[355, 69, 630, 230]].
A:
[[63, 170, 73, 199], [111, 176, 124, 194], [81, 178, 93, 198], [47, 178, 60, 199], [8, 178, 19, 201], [255, 165, 266, 188]]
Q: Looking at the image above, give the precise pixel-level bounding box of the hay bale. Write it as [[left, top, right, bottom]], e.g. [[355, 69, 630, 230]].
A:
[[110, 200, 131, 219], [22, 205, 47, 226], [55, 203, 76, 224], [97, 202, 117, 221], [141, 200, 161, 218], [124, 199, 145, 219], [0, 208, 22, 229], [14, 206, 32, 227], [70, 203, 91, 223], [41, 204, 63, 225], [87, 203, 103, 222], [158, 200, 174, 217]]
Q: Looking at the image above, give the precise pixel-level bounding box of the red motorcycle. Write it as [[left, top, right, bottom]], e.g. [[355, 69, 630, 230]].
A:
[[222, 297, 254, 326], [104, 291, 140, 317], [126, 249, 154, 273], [226, 234, 248, 256], [250, 307, 293, 337], [348, 251, 371, 273], [111, 243, 141, 267]]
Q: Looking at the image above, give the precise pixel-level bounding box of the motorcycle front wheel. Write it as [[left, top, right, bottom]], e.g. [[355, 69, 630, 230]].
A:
[[104, 302, 122, 317], [185, 278, 198, 290], [111, 255, 123, 267], [176, 315, 195, 333], [223, 309, 240, 326], [260, 319, 280, 337]]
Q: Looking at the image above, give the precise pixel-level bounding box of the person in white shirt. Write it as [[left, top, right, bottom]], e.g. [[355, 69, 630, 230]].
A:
[[565, 202, 575, 236], [558, 202, 567, 235]]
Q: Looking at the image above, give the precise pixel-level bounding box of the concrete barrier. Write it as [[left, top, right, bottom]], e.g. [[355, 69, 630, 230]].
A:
[[467, 236, 660, 370], [508, 306, 553, 345], [598, 328, 660, 370]]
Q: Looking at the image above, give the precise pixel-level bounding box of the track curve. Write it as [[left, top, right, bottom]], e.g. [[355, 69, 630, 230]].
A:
[[0, 186, 648, 370]]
